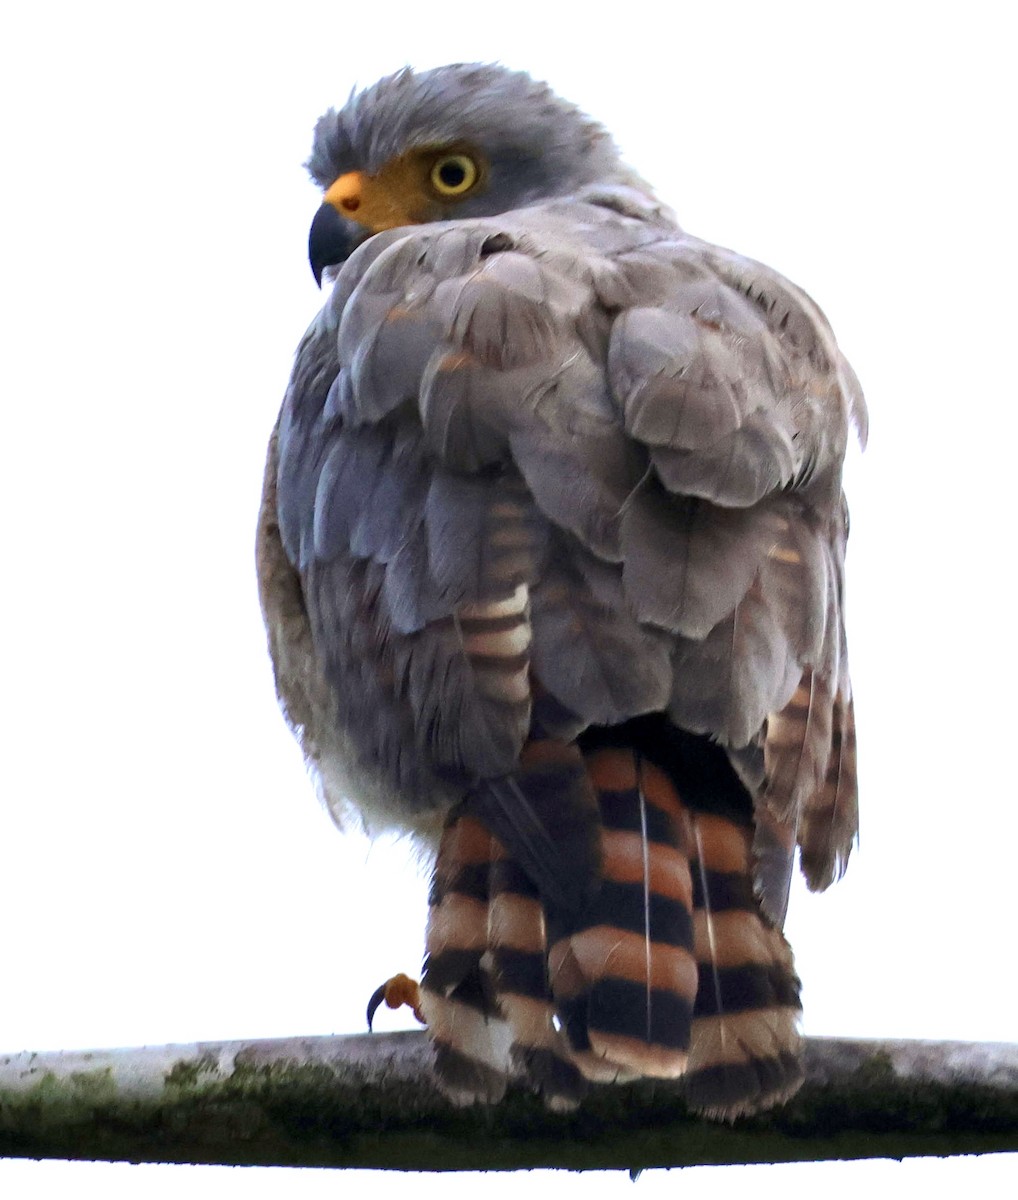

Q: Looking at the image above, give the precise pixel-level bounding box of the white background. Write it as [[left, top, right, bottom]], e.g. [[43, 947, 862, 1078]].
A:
[[1, 0, 1015, 1193]]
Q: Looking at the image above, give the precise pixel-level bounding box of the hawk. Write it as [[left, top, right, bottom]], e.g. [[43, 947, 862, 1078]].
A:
[[257, 63, 866, 1118]]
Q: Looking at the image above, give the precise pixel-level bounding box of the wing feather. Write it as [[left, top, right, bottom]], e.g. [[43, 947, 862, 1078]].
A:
[[268, 195, 863, 906]]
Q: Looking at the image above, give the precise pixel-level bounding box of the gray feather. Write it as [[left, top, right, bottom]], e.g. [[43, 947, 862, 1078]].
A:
[[669, 576, 801, 748], [650, 410, 797, 507], [620, 487, 784, 639], [419, 347, 516, 471], [610, 307, 744, 450], [424, 471, 547, 605], [510, 428, 641, 562], [311, 429, 388, 561], [263, 64, 865, 892], [380, 532, 445, 636], [395, 623, 527, 777], [530, 555, 672, 725]]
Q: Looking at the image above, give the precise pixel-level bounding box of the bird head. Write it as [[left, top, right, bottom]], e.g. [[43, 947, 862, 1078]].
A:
[[306, 63, 632, 285]]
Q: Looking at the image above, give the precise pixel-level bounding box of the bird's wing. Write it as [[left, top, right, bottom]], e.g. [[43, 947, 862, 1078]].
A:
[[261, 197, 864, 1113], [268, 201, 862, 880]]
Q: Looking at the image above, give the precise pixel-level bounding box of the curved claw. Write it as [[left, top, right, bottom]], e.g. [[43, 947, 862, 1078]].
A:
[[366, 981, 388, 1032], [366, 972, 425, 1032]]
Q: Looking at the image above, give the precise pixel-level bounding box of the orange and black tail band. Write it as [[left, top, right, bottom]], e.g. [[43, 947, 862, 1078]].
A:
[[422, 723, 804, 1116], [684, 813, 803, 1117], [422, 805, 589, 1107], [551, 763, 697, 1065]]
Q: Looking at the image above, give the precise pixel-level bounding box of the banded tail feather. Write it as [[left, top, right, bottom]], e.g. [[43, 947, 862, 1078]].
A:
[[547, 748, 697, 1083], [765, 673, 858, 892], [420, 723, 803, 1118], [421, 811, 514, 1103], [421, 801, 588, 1108], [687, 812, 803, 1117], [799, 693, 858, 891]]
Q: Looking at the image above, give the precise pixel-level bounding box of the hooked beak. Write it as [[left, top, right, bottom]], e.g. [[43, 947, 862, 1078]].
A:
[[309, 168, 421, 286], [308, 202, 365, 286]]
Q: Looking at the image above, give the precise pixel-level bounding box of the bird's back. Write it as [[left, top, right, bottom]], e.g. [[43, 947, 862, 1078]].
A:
[[260, 153, 863, 1116]]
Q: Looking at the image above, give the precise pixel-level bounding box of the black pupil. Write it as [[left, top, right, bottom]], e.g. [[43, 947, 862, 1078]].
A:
[[439, 160, 467, 189]]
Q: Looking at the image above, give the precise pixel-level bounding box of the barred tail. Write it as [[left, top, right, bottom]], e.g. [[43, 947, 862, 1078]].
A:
[[548, 749, 697, 1082], [421, 732, 803, 1118], [686, 812, 803, 1117], [421, 811, 518, 1104], [421, 797, 587, 1109]]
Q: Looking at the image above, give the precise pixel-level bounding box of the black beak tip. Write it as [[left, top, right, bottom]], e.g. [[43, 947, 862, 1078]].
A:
[[309, 201, 358, 287]]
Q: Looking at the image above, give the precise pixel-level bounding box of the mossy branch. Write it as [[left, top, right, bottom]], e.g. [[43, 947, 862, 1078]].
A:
[[1, 1032, 1016, 1171]]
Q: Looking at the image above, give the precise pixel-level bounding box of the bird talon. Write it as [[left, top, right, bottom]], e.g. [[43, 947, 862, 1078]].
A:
[[366, 972, 425, 1031]]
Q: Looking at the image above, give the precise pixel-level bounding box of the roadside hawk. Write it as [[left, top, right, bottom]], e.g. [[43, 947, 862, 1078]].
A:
[[257, 63, 866, 1118]]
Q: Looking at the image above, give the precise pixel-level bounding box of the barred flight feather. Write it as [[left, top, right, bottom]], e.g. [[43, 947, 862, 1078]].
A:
[[420, 734, 802, 1117]]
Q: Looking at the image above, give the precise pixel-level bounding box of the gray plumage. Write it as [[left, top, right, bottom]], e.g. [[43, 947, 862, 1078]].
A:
[[306, 65, 628, 205], [257, 63, 865, 1108]]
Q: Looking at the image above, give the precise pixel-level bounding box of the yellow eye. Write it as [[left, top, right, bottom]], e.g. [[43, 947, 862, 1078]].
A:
[[430, 154, 479, 197]]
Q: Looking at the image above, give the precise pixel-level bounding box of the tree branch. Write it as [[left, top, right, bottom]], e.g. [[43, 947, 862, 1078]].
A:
[[2, 1032, 1016, 1170]]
